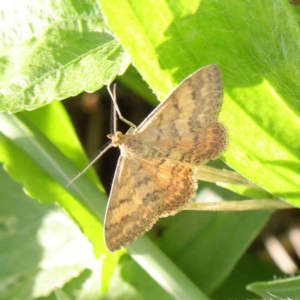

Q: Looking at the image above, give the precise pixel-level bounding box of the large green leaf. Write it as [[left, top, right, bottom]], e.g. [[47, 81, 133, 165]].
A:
[[0, 0, 130, 112], [158, 209, 270, 294], [0, 167, 97, 300], [0, 103, 105, 253], [99, 0, 300, 206]]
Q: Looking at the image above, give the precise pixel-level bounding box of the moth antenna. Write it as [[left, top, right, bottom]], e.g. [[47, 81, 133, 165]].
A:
[[69, 83, 136, 187], [108, 83, 117, 135], [107, 84, 136, 129], [68, 142, 113, 186]]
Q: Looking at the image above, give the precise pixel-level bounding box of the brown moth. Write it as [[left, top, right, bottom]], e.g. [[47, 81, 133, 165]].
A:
[[104, 64, 227, 251]]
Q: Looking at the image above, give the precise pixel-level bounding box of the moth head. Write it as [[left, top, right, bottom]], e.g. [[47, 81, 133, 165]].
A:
[[108, 131, 124, 147]]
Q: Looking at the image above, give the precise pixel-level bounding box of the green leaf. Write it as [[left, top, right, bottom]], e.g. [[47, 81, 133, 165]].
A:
[[158, 209, 270, 294], [212, 253, 280, 299], [117, 65, 158, 106], [53, 289, 72, 300], [247, 276, 300, 299], [0, 167, 96, 300], [0, 0, 130, 113], [102, 255, 173, 300], [0, 103, 106, 254], [99, 0, 300, 207], [218, 182, 273, 199], [36, 260, 102, 300]]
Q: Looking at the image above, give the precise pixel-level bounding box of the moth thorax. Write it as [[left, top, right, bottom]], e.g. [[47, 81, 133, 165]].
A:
[[107, 131, 125, 147]]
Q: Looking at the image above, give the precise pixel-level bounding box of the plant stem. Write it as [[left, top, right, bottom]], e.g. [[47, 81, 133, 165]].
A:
[[184, 199, 293, 211], [195, 165, 250, 184]]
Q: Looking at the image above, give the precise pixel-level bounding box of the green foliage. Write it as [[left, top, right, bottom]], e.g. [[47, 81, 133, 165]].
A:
[[248, 276, 300, 299], [0, 0, 299, 299], [0, 0, 130, 112], [100, 0, 300, 207], [0, 167, 99, 299]]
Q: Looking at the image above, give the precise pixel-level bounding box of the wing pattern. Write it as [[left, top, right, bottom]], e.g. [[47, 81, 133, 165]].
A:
[[104, 156, 196, 251], [123, 64, 226, 164], [104, 64, 227, 251]]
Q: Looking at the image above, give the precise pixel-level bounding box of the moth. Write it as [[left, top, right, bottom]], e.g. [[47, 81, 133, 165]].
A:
[[103, 64, 227, 251]]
